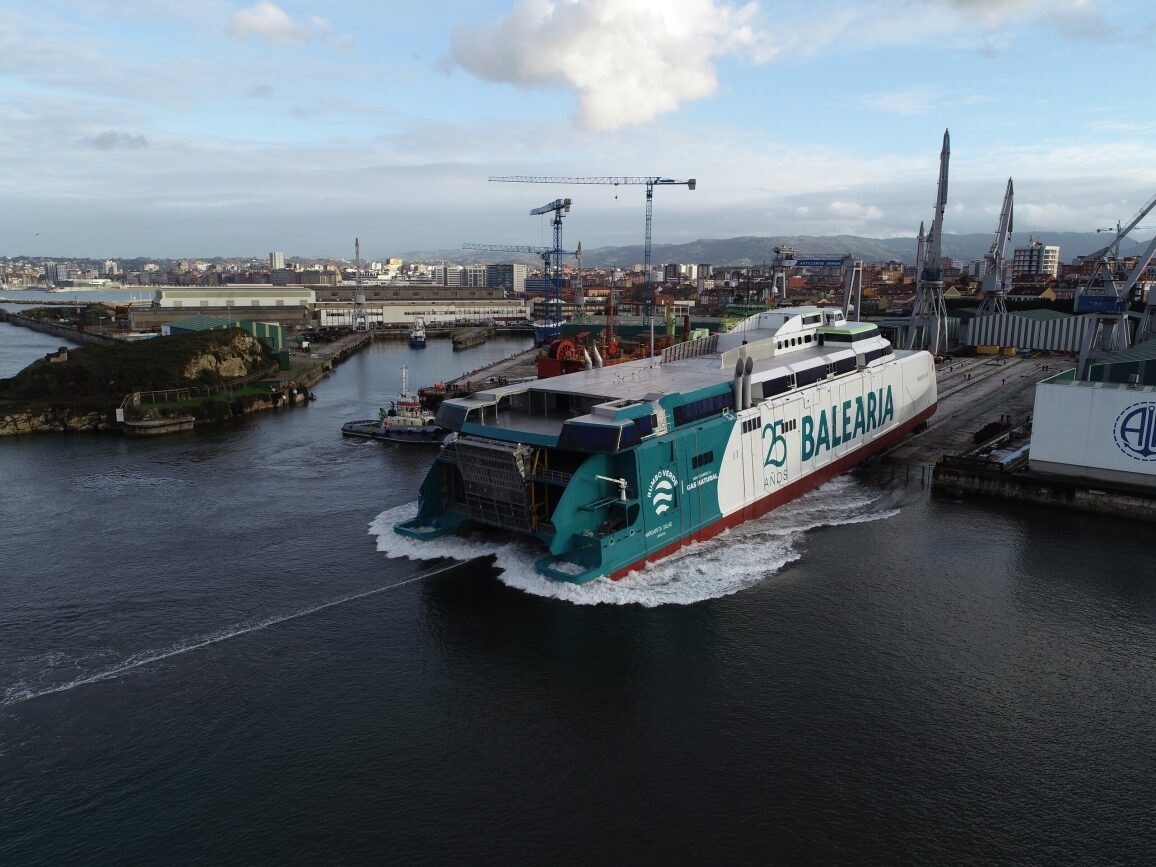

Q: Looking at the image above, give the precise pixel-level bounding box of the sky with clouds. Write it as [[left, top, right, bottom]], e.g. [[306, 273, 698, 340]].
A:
[[2, 0, 1156, 259]]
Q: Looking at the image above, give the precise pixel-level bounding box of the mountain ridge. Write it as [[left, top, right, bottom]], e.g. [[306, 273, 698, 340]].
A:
[[403, 232, 1149, 270]]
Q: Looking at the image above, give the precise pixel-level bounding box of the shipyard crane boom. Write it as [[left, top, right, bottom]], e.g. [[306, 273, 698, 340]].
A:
[[977, 178, 1014, 315], [1074, 195, 1156, 375], [907, 130, 951, 354], [490, 175, 696, 354], [461, 242, 579, 269], [1079, 190, 1156, 264], [1073, 187, 1156, 376]]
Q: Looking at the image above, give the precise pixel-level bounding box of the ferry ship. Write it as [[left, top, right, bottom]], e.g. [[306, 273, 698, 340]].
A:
[[395, 307, 937, 583]]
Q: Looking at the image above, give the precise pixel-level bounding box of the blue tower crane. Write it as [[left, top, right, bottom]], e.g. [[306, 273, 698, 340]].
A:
[[490, 175, 695, 354]]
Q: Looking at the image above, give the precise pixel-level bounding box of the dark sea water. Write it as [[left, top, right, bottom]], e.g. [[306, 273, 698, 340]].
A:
[[2, 322, 1155, 865]]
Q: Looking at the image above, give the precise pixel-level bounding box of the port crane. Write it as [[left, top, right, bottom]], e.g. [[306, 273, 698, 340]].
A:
[[907, 130, 951, 355], [464, 197, 576, 343], [1074, 189, 1156, 378], [530, 198, 572, 342], [976, 178, 1014, 316], [490, 175, 696, 354]]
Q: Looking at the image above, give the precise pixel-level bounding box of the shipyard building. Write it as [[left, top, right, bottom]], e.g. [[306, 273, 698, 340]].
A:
[[1030, 340, 1156, 489]]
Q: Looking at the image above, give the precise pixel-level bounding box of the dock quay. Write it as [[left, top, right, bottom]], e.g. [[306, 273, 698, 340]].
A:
[[883, 353, 1051, 465], [875, 351, 1156, 522], [418, 344, 539, 407]]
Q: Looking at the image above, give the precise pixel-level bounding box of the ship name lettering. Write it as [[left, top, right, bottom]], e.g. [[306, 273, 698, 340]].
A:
[[800, 385, 894, 461]]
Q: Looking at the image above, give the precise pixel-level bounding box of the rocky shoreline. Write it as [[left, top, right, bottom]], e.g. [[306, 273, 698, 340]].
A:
[[0, 315, 319, 437]]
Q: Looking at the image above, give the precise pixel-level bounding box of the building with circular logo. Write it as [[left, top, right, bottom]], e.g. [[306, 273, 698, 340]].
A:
[[1113, 401, 1156, 461]]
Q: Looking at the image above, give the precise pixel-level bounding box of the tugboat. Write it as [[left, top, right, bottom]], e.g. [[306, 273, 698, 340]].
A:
[[341, 366, 445, 444], [408, 319, 427, 349]]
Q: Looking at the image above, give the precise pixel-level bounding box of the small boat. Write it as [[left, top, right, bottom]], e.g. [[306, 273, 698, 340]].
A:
[[409, 320, 427, 348], [341, 365, 445, 445]]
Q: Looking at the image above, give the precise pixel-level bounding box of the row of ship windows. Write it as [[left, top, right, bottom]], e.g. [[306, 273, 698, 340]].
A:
[[742, 417, 798, 435], [691, 450, 715, 469], [776, 334, 814, 350]]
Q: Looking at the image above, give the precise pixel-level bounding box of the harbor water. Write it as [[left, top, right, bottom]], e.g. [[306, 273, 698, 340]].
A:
[[1, 321, 1154, 864]]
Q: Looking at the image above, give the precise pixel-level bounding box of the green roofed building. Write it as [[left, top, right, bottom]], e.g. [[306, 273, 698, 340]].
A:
[[164, 316, 285, 352]]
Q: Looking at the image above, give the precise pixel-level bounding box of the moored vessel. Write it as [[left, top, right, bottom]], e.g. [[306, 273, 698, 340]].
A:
[[395, 307, 937, 583], [409, 320, 427, 348]]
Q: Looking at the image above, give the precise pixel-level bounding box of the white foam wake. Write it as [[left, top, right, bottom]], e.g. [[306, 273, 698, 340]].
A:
[[369, 476, 899, 607]]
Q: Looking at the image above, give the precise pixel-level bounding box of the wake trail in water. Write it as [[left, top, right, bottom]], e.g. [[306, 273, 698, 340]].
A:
[[1, 563, 462, 709], [370, 475, 900, 607]]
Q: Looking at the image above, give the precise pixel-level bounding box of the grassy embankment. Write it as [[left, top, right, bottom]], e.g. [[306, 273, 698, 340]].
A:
[[0, 325, 276, 423]]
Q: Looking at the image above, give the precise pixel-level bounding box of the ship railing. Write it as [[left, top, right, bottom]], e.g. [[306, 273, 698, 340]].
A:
[[530, 468, 572, 486], [661, 334, 718, 364], [580, 494, 637, 513]]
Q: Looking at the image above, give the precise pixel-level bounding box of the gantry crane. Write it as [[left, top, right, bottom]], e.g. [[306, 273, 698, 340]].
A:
[[976, 178, 1014, 316], [1074, 190, 1156, 377], [490, 175, 696, 354], [770, 246, 863, 321]]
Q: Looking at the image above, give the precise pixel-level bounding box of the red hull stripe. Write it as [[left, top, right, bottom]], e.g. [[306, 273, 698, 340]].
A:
[[606, 403, 937, 582]]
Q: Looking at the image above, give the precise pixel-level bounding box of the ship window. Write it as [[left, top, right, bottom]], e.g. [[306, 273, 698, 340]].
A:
[[436, 403, 468, 430], [634, 414, 655, 437], [558, 423, 621, 452], [691, 450, 714, 469], [803, 314, 822, 325], [834, 357, 856, 374], [760, 375, 792, 399], [794, 365, 826, 387], [673, 392, 733, 427], [619, 425, 641, 447]]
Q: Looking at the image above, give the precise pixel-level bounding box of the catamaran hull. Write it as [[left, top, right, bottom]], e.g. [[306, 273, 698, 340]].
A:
[[599, 403, 934, 581], [396, 306, 938, 585]]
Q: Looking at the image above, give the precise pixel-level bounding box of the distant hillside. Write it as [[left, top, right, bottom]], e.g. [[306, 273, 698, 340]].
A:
[[405, 231, 1147, 269]]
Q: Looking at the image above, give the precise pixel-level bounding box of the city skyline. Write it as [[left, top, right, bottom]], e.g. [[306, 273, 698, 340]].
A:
[[3, 0, 1156, 259]]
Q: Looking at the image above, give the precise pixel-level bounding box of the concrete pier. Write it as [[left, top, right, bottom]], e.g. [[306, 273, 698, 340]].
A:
[[883, 354, 1053, 464]]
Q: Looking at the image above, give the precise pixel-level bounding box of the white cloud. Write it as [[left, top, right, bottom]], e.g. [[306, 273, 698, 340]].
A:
[[228, 2, 311, 44], [935, 0, 1109, 37], [828, 201, 884, 221], [451, 0, 770, 131]]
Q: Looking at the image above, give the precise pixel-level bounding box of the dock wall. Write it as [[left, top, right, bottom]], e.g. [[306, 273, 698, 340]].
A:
[[0, 309, 118, 346], [933, 457, 1156, 522]]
